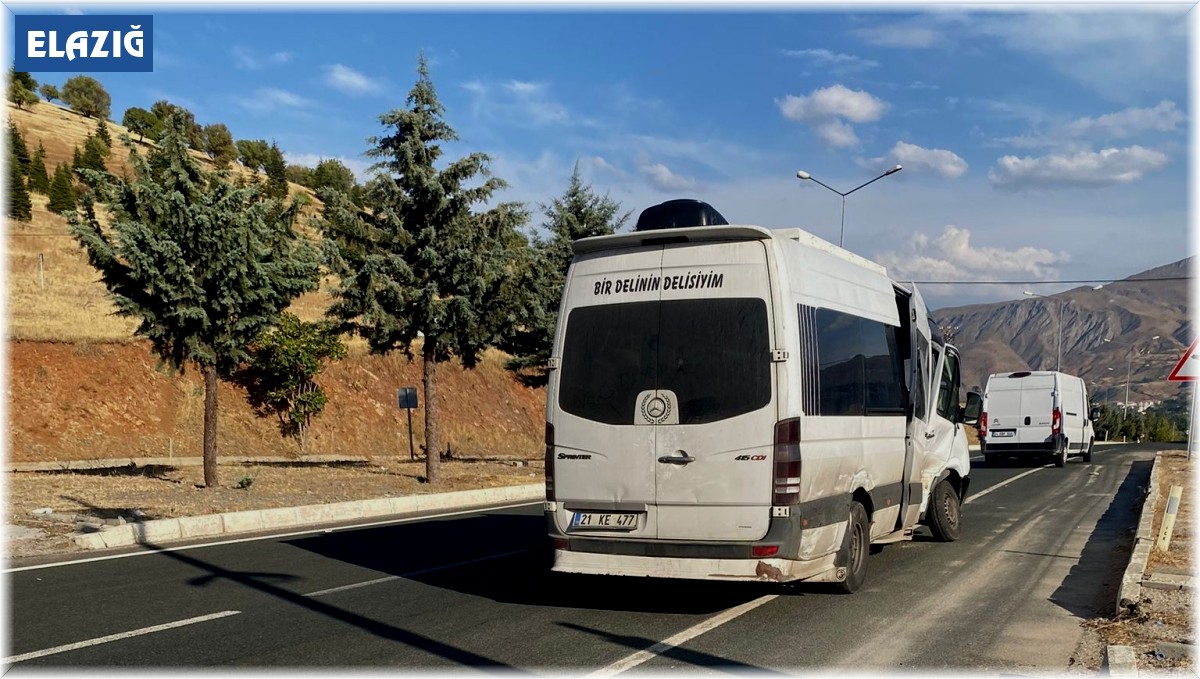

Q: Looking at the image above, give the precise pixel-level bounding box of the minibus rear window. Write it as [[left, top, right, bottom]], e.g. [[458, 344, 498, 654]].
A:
[[558, 298, 771, 425]]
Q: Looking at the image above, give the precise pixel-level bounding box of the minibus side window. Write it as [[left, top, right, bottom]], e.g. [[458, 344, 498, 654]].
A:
[[806, 306, 906, 416]]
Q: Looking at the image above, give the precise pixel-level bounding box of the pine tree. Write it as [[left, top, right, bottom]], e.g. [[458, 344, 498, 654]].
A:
[[76, 134, 109, 187], [48, 163, 77, 214], [67, 110, 320, 488], [95, 118, 113, 151], [499, 163, 630, 386], [7, 147, 33, 221], [264, 142, 288, 200], [319, 55, 529, 485], [28, 142, 50, 195], [71, 145, 83, 173], [8, 121, 30, 178]]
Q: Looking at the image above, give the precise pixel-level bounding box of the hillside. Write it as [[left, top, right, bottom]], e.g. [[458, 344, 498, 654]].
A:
[[6, 100, 546, 465], [934, 258, 1192, 404]]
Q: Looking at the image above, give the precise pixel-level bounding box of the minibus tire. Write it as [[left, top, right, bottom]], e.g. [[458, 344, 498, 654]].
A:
[[1082, 440, 1093, 463], [927, 480, 961, 542], [1054, 441, 1067, 468], [838, 502, 869, 594]]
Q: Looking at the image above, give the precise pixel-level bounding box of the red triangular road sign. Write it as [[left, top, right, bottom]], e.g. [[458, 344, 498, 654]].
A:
[[1168, 339, 1200, 381]]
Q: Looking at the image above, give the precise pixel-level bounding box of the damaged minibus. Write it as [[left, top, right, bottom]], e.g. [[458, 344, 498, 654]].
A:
[[542, 199, 981, 592]]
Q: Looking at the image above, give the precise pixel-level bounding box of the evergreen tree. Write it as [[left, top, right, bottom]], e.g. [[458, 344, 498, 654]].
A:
[[499, 163, 630, 386], [8, 121, 30, 178], [150, 100, 203, 148], [61, 75, 111, 118], [319, 55, 529, 485], [285, 164, 314, 187], [95, 118, 113, 151], [66, 111, 320, 487], [28, 142, 50, 195], [47, 164, 77, 214], [72, 145, 83, 172], [7, 147, 33, 221], [77, 134, 109, 186], [264, 142, 288, 200]]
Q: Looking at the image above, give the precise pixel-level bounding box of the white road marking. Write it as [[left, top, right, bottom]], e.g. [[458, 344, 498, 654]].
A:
[[964, 465, 1050, 505], [303, 549, 528, 598], [587, 595, 778, 677], [5, 501, 541, 574], [4, 610, 240, 663]]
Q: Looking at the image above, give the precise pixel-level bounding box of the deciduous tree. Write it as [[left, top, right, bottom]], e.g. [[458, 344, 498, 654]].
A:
[[62, 75, 111, 118]]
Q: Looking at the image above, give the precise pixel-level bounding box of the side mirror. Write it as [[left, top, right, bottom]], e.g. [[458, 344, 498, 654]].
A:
[[1090, 408, 1102, 421], [961, 391, 983, 426]]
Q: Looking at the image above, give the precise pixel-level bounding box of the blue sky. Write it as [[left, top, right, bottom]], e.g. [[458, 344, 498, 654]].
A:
[[6, 4, 1192, 310]]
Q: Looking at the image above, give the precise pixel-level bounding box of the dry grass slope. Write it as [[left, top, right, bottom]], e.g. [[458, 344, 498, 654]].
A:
[[6, 100, 329, 342]]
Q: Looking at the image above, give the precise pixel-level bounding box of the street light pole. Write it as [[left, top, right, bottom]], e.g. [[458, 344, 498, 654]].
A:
[[1023, 291, 1064, 372], [796, 165, 902, 248], [1108, 335, 1159, 420]]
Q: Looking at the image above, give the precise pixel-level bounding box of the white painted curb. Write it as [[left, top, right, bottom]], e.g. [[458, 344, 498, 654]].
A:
[[73, 483, 545, 550], [1106, 645, 1139, 677]]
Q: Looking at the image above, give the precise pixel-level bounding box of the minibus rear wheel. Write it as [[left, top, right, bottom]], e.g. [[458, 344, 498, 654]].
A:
[[838, 502, 869, 594]]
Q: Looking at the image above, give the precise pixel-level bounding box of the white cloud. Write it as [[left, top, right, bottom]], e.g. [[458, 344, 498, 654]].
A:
[[460, 79, 578, 128], [853, 24, 940, 48], [989, 146, 1169, 190], [875, 226, 1069, 291], [861, 141, 968, 179], [777, 85, 887, 148], [780, 48, 879, 72], [579, 155, 627, 180], [639, 162, 696, 193], [233, 47, 292, 70], [324, 64, 383, 96], [1002, 101, 1186, 150], [238, 88, 314, 113]]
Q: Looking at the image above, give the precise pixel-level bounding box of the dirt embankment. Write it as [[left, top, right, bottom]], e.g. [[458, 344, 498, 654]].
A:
[[8, 340, 546, 464]]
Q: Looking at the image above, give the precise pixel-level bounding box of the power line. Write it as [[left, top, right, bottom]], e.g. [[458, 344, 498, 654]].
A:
[[911, 277, 1190, 285]]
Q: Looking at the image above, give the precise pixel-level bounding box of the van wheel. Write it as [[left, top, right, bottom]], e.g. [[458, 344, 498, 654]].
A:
[[1082, 439, 1094, 463], [838, 502, 869, 594], [927, 480, 962, 542], [1055, 440, 1067, 468]]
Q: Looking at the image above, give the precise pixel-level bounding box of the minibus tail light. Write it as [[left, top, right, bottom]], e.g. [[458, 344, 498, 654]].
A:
[[979, 411, 988, 438], [773, 418, 802, 506]]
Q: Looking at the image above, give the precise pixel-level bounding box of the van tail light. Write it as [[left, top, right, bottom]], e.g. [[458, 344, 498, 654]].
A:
[[979, 412, 988, 438], [773, 418, 802, 506], [751, 545, 779, 558], [1051, 408, 1061, 438], [544, 422, 555, 501]]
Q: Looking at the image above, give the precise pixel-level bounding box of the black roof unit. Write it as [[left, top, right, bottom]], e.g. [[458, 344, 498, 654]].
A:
[[634, 199, 729, 232]]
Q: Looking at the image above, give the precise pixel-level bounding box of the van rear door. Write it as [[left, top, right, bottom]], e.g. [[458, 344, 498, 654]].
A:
[[1017, 375, 1056, 446], [653, 241, 777, 541], [552, 249, 663, 539]]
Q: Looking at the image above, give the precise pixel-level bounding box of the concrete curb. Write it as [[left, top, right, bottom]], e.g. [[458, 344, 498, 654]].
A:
[[9, 455, 408, 473], [1116, 451, 1162, 615], [1106, 645, 1139, 677], [72, 483, 545, 550]]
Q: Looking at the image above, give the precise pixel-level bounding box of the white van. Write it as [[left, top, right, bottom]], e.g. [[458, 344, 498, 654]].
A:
[[980, 370, 1096, 467], [542, 200, 979, 593]]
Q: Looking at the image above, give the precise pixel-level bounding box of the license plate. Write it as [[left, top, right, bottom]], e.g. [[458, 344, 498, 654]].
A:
[[992, 430, 1015, 438], [569, 512, 639, 531]]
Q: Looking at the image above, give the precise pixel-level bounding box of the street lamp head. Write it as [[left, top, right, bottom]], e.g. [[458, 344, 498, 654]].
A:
[[796, 170, 812, 180], [885, 164, 903, 175]]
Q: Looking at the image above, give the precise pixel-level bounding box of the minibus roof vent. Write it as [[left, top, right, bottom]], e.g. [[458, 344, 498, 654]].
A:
[[634, 199, 729, 232]]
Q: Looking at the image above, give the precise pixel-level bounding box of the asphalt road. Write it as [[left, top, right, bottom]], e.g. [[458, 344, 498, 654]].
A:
[[5, 442, 1168, 672]]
